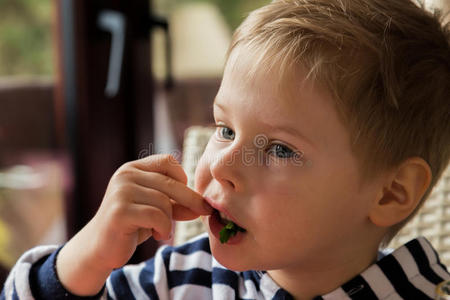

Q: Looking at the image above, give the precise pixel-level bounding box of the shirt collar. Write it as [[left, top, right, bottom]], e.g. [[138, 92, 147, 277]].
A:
[[318, 236, 450, 299]]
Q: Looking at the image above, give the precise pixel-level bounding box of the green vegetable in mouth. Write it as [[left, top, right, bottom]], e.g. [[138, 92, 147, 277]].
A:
[[219, 221, 245, 244]]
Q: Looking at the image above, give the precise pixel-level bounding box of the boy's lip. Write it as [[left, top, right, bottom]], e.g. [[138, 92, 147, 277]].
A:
[[203, 196, 244, 229]]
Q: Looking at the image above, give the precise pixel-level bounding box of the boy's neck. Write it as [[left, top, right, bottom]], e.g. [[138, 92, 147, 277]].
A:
[[267, 241, 380, 300]]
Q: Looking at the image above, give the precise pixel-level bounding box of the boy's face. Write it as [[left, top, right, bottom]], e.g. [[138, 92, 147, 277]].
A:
[[195, 48, 380, 274]]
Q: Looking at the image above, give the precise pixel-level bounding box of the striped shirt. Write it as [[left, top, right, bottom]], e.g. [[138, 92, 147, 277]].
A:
[[2, 233, 449, 299]]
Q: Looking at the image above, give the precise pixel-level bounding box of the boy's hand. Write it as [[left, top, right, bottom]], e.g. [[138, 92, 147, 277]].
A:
[[56, 154, 212, 296], [91, 154, 212, 268]]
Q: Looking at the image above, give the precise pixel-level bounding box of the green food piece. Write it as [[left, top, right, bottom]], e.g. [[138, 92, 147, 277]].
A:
[[219, 221, 245, 244]]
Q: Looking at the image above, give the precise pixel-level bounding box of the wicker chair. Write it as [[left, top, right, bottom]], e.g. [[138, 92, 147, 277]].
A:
[[175, 126, 450, 265]]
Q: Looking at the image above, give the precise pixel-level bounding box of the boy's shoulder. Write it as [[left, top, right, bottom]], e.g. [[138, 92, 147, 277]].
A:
[[335, 236, 450, 299]]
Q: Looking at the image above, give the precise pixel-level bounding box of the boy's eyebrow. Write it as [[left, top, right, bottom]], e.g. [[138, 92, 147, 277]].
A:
[[263, 122, 317, 150], [213, 101, 317, 151]]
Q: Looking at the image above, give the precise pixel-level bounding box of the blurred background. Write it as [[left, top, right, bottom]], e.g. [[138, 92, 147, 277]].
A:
[[0, 0, 448, 288], [0, 0, 269, 286]]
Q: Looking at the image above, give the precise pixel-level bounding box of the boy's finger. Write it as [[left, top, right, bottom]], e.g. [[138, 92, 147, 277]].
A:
[[130, 184, 173, 220], [172, 203, 201, 221], [129, 154, 188, 185], [128, 204, 172, 240], [137, 228, 153, 245], [133, 171, 212, 216]]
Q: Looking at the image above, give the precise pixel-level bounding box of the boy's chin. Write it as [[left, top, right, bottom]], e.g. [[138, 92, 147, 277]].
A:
[[204, 233, 252, 272], [201, 215, 259, 271], [208, 241, 250, 272]]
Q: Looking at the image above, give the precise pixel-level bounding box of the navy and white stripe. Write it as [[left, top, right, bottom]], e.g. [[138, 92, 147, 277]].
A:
[[2, 234, 450, 299]]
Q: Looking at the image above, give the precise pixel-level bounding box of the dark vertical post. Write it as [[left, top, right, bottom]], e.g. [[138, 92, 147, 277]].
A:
[[54, 0, 158, 262]]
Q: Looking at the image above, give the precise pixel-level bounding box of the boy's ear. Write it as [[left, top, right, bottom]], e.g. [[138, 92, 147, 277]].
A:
[[368, 157, 432, 227]]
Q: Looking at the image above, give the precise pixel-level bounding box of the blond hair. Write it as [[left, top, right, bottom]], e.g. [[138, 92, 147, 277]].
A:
[[228, 0, 450, 246]]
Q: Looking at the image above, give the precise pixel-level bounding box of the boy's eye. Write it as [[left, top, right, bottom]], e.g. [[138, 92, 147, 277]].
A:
[[267, 144, 296, 159], [217, 126, 235, 140]]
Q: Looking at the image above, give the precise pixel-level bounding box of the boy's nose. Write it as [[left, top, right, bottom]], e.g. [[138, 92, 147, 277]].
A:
[[209, 146, 243, 191]]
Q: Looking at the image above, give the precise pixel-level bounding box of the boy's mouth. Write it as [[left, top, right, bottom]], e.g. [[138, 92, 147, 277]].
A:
[[213, 209, 247, 244], [213, 208, 245, 229], [217, 209, 233, 225], [208, 208, 247, 244]]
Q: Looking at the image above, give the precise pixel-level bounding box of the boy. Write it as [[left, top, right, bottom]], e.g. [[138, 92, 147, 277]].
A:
[[3, 0, 450, 299]]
